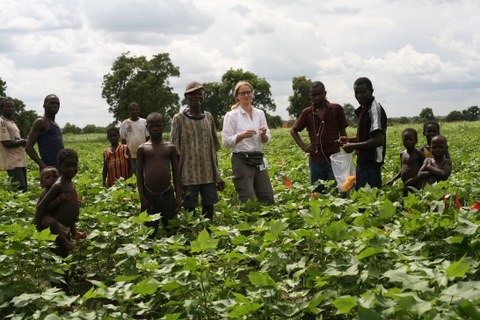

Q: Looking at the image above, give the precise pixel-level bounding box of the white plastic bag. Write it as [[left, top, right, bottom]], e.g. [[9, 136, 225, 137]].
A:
[[330, 151, 356, 192]]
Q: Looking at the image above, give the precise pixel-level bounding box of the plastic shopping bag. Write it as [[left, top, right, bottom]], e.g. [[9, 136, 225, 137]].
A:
[[330, 151, 356, 192]]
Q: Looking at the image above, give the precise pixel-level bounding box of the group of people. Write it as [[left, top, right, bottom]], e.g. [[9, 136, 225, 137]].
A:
[[0, 77, 452, 255]]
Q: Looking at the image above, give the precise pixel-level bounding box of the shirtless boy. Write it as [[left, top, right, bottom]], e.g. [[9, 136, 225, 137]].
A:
[[417, 135, 452, 188], [384, 128, 425, 194], [35, 149, 86, 257], [137, 112, 181, 237]]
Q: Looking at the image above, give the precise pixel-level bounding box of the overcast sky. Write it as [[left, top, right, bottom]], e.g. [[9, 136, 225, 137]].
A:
[[1, 0, 479, 128]]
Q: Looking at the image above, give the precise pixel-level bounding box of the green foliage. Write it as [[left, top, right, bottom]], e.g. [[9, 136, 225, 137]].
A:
[[446, 110, 464, 122], [199, 69, 278, 129], [343, 103, 357, 127], [1, 122, 480, 319], [101, 52, 180, 124], [287, 76, 312, 118], [419, 107, 435, 122], [462, 106, 479, 121], [62, 122, 82, 134]]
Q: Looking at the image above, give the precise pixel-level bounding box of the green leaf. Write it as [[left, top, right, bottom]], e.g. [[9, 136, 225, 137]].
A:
[[228, 302, 261, 318], [32, 228, 57, 241], [383, 269, 429, 291], [458, 299, 480, 318], [131, 211, 153, 224], [324, 220, 349, 241], [357, 305, 385, 320], [247, 271, 276, 287], [190, 229, 219, 253], [447, 255, 470, 278], [115, 243, 141, 257], [454, 217, 478, 235], [132, 278, 160, 296], [333, 295, 357, 314], [357, 247, 384, 260]]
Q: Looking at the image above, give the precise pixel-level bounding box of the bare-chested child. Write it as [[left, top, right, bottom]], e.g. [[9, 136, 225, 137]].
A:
[[137, 112, 181, 237], [35, 149, 87, 257], [417, 135, 452, 188], [384, 128, 425, 194], [420, 120, 451, 159]]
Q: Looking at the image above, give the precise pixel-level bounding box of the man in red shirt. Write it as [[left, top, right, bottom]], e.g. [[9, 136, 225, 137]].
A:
[[290, 81, 348, 192]]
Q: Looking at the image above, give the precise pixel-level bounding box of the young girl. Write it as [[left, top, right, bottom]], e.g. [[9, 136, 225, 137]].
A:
[[102, 127, 132, 187]]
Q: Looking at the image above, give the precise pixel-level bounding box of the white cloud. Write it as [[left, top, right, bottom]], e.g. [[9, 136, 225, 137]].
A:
[[0, 0, 479, 127]]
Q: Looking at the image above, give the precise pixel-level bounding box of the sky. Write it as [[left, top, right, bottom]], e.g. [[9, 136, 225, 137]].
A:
[[1, 0, 479, 128]]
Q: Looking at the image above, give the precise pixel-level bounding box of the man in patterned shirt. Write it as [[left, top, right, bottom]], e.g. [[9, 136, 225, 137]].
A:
[[170, 81, 224, 220]]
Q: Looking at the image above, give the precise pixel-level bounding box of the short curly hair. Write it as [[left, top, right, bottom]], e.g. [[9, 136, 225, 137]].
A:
[[57, 149, 78, 166]]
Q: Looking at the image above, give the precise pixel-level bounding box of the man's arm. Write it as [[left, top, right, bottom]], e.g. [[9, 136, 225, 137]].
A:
[[343, 130, 384, 153], [2, 139, 26, 148], [170, 145, 182, 210], [290, 128, 313, 153], [25, 118, 48, 169]]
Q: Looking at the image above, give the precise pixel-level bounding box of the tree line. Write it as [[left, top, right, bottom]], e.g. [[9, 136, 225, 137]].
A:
[[1, 51, 478, 137]]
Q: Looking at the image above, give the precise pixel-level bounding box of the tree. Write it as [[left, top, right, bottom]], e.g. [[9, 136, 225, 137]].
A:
[[201, 82, 229, 129], [101, 52, 181, 124], [445, 110, 464, 122], [82, 124, 104, 134], [462, 105, 479, 121], [62, 122, 82, 134], [287, 76, 312, 118], [419, 107, 435, 122], [265, 114, 283, 129], [1, 77, 38, 137], [200, 69, 277, 129], [220, 69, 276, 113], [398, 116, 411, 124], [343, 103, 357, 127]]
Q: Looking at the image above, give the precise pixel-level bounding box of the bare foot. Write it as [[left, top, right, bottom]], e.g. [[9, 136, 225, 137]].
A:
[[72, 231, 87, 240]]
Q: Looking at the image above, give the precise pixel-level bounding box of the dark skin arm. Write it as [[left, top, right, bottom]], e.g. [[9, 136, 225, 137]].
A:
[[290, 128, 313, 153], [291, 127, 348, 153], [342, 130, 385, 154], [36, 183, 62, 223], [126, 146, 133, 178], [102, 151, 108, 187], [25, 118, 49, 169], [2, 139, 26, 148], [136, 145, 151, 212], [170, 145, 182, 211], [384, 154, 402, 187], [418, 160, 452, 180]]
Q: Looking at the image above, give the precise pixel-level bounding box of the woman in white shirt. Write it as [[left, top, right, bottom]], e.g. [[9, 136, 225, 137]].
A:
[[222, 81, 274, 205]]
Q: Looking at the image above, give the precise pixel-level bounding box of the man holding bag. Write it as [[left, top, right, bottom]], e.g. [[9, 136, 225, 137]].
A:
[[290, 81, 348, 192], [340, 77, 387, 189]]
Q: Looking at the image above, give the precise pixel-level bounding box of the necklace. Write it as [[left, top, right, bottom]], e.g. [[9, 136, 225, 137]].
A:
[[312, 109, 325, 155]]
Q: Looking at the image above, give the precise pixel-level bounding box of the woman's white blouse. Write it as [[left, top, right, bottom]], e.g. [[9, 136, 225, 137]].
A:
[[222, 106, 271, 153]]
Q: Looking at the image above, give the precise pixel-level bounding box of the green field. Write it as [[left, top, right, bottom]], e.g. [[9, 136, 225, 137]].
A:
[[1, 122, 480, 319]]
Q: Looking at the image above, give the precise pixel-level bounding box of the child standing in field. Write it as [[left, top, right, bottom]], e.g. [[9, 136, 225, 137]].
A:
[[119, 102, 149, 173], [137, 112, 181, 237], [384, 128, 425, 194], [420, 121, 451, 159], [417, 135, 452, 188], [102, 127, 132, 187], [35, 149, 87, 257]]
